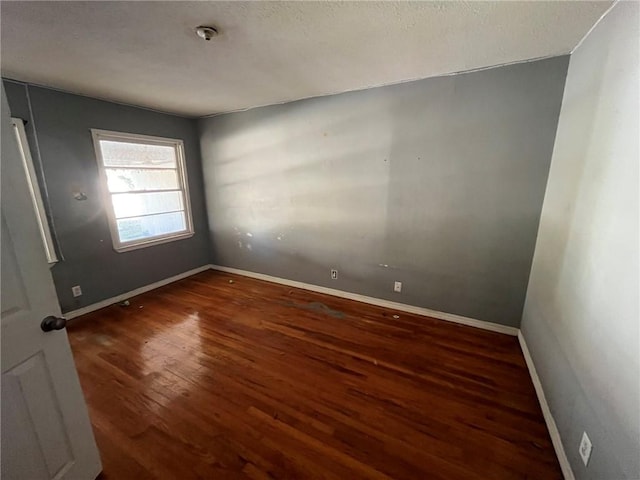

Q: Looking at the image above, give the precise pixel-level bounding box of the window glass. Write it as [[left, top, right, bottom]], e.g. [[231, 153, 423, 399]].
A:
[[92, 130, 193, 251]]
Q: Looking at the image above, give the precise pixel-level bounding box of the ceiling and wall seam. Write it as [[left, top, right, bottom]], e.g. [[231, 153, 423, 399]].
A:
[[5, 53, 572, 121], [199, 53, 569, 119], [570, 0, 620, 54], [2, 78, 197, 119]]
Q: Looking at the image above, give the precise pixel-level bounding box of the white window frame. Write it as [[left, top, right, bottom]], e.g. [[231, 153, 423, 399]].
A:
[[11, 117, 58, 264], [91, 129, 194, 253]]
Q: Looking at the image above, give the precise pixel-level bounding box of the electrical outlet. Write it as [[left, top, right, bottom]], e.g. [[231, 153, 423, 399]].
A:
[[579, 431, 592, 466], [71, 285, 82, 297], [331, 269, 338, 280], [394, 281, 402, 293]]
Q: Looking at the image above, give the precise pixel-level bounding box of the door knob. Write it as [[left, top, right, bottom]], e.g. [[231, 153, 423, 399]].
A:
[[41, 316, 67, 332]]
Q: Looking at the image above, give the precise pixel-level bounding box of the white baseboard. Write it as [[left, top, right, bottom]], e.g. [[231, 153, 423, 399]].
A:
[[210, 264, 518, 336], [518, 331, 574, 480], [65, 262, 518, 337], [64, 265, 212, 320]]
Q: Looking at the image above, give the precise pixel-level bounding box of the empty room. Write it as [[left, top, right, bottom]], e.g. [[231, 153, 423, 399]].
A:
[[1, 1, 638, 479]]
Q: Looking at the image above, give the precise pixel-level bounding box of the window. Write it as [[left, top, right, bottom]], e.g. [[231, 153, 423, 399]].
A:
[[91, 129, 194, 252], [11, 118, 58, 263]]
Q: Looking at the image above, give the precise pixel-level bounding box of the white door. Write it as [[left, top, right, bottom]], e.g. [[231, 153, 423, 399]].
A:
[[1, 86, 102, 479]]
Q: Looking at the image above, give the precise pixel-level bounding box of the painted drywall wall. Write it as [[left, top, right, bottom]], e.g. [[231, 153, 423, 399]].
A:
[[521, 3, 639, 479], [199, 56, 569, 327], [2, 81, 210, 313]]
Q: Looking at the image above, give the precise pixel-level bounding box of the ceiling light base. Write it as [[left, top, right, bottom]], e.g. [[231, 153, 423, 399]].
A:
[[195, 26, 218, 41]]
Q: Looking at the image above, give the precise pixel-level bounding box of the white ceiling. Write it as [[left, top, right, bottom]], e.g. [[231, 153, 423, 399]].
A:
[[1, 1, 612, 117]]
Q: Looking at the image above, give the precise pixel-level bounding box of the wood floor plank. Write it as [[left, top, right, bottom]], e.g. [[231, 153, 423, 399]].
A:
[[67, 270, 562, 479]]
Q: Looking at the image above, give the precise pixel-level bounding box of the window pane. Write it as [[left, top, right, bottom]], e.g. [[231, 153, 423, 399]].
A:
[[93, 130, 194, 250], [100, 140, 177, 168], [116, 211, 186, 243], [112, 191, 184, 219], [106, 168, 178, 192]]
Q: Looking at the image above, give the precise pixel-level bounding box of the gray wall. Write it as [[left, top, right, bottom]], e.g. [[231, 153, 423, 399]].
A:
[[3, 81, 210, 313], [199, 56, 569, 327], [521, 3, 639, 479]]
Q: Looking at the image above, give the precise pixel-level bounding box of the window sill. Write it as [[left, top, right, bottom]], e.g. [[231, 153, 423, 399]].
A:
[[113, 231, 194, 253]]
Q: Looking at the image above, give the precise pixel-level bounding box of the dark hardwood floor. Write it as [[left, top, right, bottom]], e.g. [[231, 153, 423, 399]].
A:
[[67, 270, 562, 479]]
